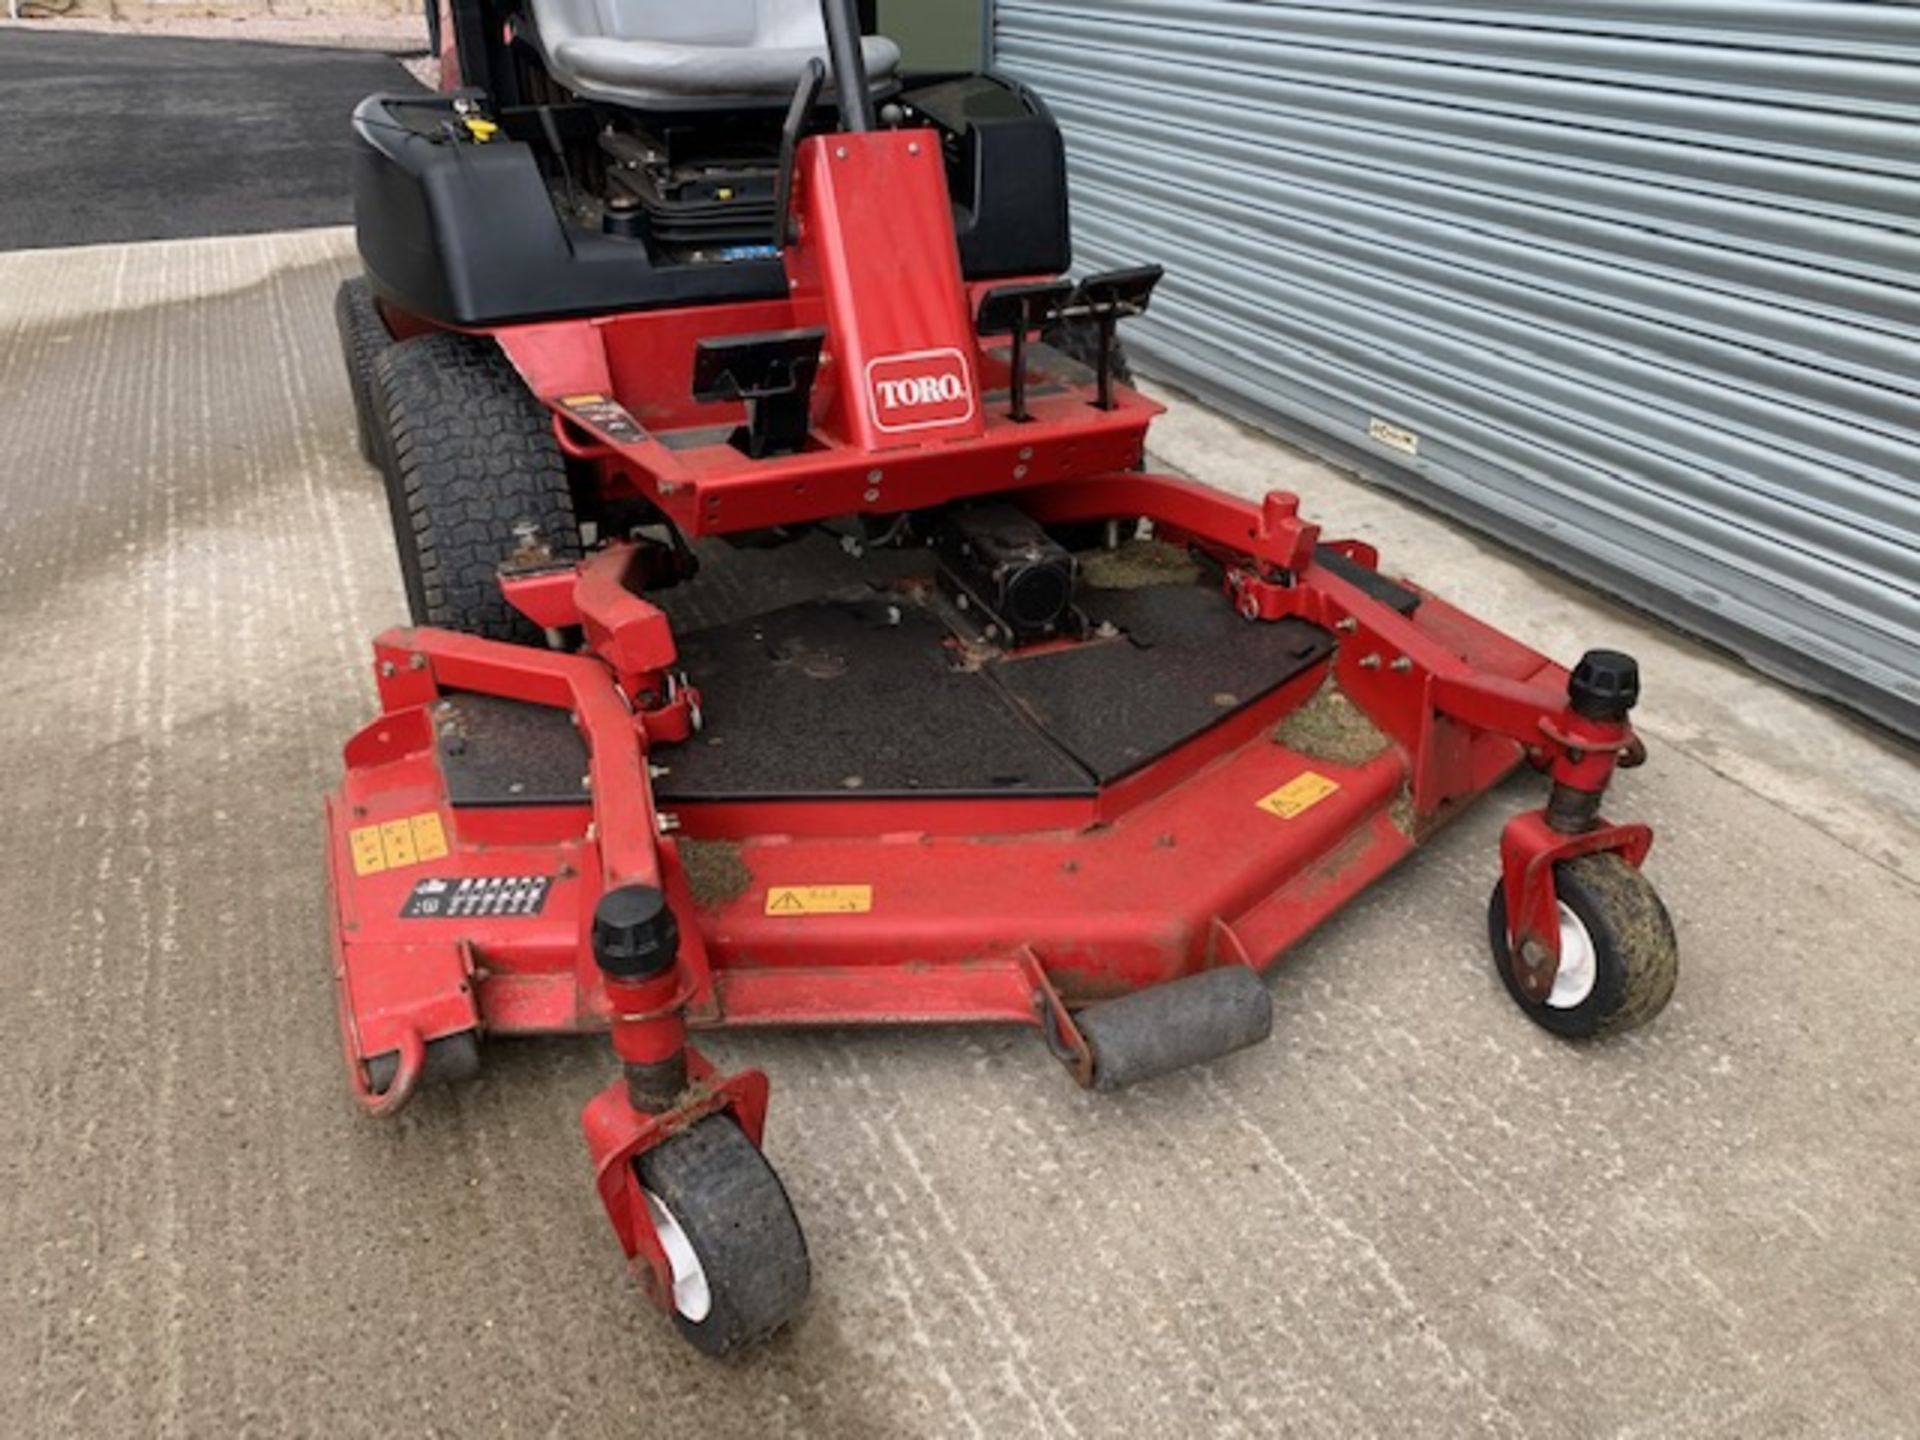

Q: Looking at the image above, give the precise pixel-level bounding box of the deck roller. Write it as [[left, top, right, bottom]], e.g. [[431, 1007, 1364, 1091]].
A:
[[1059, 967, 1275, 1093]]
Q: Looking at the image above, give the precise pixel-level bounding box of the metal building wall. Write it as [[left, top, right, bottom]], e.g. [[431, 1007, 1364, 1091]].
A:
[[990, 1, 1920, 738]]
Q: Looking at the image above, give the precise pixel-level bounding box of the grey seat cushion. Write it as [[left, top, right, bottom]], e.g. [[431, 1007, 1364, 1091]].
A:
[[531, 0, 901, 108]]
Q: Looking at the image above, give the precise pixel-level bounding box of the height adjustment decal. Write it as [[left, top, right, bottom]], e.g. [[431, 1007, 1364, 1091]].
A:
[[401, 875, 553, 919]]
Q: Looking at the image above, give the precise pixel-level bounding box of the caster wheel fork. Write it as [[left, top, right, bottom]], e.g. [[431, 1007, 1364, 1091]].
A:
[[637, 1113, 810, 1356], [583, 884, 810, 1355], [1488, 648, 1677, 1039], [1489, 851, 1678, 1038], [581, 1064, 810, 1357]]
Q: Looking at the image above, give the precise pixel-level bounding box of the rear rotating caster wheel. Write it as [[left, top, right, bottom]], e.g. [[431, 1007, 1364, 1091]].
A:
[[1488, 852, 1678, 1039], [636, 1113, 810, 1356]]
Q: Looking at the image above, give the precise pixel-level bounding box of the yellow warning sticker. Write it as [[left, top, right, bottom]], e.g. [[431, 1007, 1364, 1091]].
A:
[[559, 392, 607, 406], [349, 826, 387, 876], [379, 818, 418, 870], [1255, 771, 1341, 820], [765, 885, 873, 916], [349, 810, 450, 876]]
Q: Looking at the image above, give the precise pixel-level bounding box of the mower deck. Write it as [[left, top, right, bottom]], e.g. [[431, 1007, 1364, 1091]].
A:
[[327, 519, 1562, 1052]]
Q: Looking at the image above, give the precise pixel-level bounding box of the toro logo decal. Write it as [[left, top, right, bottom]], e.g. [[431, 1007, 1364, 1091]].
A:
[[866, 348, 975, 433]]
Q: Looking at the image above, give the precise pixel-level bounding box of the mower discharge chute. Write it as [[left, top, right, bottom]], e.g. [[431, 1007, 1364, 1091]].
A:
[[329, 0, 1677, 1355]]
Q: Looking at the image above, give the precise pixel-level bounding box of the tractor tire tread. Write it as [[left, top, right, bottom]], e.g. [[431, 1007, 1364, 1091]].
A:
[[636, 1113, 810, 1357], [370, 332, 580, 643], [1042, 313, 1134, 386], [1565, 852, 1678, 1036], [1488, 851, 1678, 1039], [334, 276, 392, 465]]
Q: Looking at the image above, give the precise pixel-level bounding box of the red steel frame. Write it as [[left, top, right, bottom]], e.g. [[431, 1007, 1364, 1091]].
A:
[[332, 128, 1653, 1312]]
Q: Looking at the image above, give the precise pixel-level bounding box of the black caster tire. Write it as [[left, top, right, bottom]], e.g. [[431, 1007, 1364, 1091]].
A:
[[334, 276, 393, 466], [635, 1113, 810, 1357], [1488, 851, 1677, 1039], [369, 332, 582, 643]]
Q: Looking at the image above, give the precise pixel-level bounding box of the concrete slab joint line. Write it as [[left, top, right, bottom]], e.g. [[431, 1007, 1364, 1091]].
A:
[[0, 225, 1916, 1435]]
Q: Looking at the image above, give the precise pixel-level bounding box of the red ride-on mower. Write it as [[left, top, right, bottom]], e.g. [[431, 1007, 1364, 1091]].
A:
[[329, 0, 1677, 1354]]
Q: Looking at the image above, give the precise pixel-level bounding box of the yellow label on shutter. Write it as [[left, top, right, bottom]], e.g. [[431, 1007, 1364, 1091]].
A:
[[1368, 417, 1420, 456]]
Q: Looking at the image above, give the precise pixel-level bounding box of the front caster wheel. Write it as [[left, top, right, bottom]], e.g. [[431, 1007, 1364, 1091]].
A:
[[1488, 851, 1677, 1039], [636, 1113, 810, 1356]]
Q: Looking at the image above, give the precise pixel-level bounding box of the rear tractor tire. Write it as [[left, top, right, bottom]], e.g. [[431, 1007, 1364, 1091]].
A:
[[1487, 851, 1677, 1039], [1042, 312, 1134, 386], [369, 331, 582, 643], [334, 276, 394, 466]]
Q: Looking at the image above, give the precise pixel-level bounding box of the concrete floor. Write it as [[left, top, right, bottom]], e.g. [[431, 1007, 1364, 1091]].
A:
[[1, 228, 1916, 1438]]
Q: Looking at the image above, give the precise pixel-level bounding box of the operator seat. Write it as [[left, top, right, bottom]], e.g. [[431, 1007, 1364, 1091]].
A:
[[529, 0, 902, 110]]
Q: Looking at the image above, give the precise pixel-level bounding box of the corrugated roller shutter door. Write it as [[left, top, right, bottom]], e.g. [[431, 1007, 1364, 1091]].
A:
[[991, 0, 1920, 737]]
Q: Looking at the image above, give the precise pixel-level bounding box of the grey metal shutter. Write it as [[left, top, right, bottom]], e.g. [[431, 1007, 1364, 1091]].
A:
[[990, 0, 1920, 738]]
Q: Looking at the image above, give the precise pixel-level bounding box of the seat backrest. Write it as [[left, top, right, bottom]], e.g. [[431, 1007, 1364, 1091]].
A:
[[593, 0, 756, 44], [531, 0, 898, 110], [587, 0, 829, 47]]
